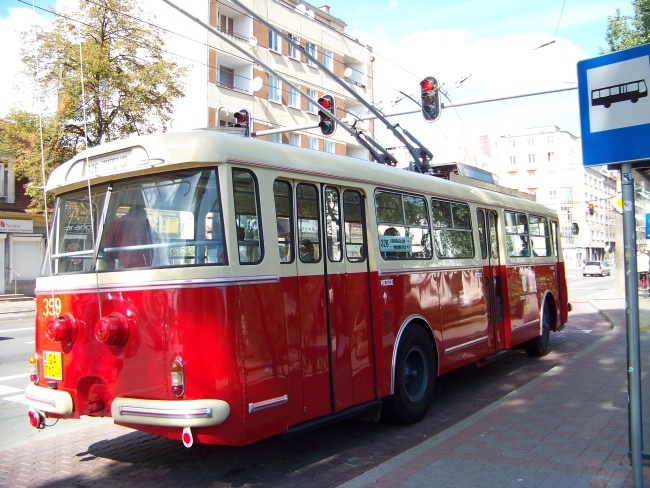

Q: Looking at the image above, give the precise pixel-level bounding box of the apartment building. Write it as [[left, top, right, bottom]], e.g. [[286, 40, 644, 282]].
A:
[[485, 126, 619, 267], [152, 0, 373, 159]]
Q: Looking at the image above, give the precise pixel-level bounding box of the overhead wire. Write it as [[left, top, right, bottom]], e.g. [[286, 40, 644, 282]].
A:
[[13, 0, 360, 139], [18, 0, 429, 130]]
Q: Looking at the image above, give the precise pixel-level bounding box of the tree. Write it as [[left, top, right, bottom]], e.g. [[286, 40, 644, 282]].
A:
[[24, 0, 186, 146], [2, 0, 186, 213], [601, 0, 650, 53], [0, 111, 76, 212]]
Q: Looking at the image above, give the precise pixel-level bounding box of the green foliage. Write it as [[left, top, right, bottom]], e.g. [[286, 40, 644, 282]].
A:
[[1, 0, 186, 213], [601, 0, 650, 53], [0, 111, 75, 212]]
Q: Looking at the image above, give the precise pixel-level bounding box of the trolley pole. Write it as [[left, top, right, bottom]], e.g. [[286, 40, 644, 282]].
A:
[[620, 162, 644, 487]]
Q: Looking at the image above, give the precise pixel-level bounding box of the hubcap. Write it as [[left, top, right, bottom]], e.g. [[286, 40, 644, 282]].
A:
[[403, 347, 427, 402]]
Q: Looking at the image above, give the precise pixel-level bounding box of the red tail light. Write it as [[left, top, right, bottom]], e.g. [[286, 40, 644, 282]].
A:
[[171, 358, 185, 397], [94, 313, 130, 347], [45, 314, 77, 345]]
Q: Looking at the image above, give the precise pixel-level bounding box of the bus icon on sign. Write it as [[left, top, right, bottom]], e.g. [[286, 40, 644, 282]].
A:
[[591, 79, 648, 108]]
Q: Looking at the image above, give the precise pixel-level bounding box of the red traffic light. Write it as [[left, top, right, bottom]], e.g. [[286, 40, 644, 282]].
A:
[[420, 79, 436, 91], [318, 97, 331, 109], [234, 112, 247, 124], [420, 76, 440, 122], [317, 95, 336, 136], [233, 109, 251, 137]]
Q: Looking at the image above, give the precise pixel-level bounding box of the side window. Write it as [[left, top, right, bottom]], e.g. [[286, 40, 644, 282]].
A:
[[431, 199, 474, 259], [233, 169, 263, 264], [529, 215, 551, 257], [375, 191, 431, 260], [297, 184, 321, 263], [505, 211, 529, 257], [325, 187, 342, 262], [273, 180, 294, 263], [477, 209, 488, 259], [343, 190, 366, 262], [97, 169, 224, 271]]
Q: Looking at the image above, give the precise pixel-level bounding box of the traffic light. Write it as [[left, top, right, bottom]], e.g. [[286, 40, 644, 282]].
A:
[[588, 203, 595, 215], [233, 109, 251, 137], [317, 95, 336, 136], [571, 223, 579, 235], [420, 76, 440, 122]]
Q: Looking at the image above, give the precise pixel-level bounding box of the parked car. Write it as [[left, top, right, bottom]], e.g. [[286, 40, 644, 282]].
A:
[[583, 260, 611, 277]]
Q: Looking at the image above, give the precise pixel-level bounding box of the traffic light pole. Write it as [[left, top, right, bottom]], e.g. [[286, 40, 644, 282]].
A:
[[350, 85, 578, 122], [255, 86, 577, 143]]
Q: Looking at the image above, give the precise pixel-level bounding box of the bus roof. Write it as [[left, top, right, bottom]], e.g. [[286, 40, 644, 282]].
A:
[[48, 129, 556, 216]]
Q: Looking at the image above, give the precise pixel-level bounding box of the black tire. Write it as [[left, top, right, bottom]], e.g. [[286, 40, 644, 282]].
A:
[[526, 301, 551, 357], [382, 326, 436, 424]]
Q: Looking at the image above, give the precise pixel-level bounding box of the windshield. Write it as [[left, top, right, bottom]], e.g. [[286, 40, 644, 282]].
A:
[[42, 168, 225, 275]]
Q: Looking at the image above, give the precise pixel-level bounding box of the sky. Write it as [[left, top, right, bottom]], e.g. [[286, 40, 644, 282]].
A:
[[319, 0, 634, 161], [0, 0, 636, 163]]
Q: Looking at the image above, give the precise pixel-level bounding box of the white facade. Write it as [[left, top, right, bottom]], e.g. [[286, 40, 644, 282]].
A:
[[159, 0, 374, 159], [58, 0, 375, 158], [481, 126, 619, 267]]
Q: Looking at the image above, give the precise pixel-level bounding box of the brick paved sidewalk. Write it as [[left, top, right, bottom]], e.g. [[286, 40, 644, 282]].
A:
[[340, 295, 650, 488]]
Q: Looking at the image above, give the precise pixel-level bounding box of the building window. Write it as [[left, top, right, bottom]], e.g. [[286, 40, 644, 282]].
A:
[[547, 135, 554, 144], [323, 49, 333, 71], [306, 88, 317, 113], [547, 152, 554, 161], [305, 42, 317, 67], [560, 187, 573, 203], [288, 34, 300, 59], [220, 14, 234, 35], [269, 133, 281, 144], [509, 140, 516, 148], [307, 137, 318, 150], [528, 154, 535, 164], [509, 155, 516, 166], [288, 85, 300, 108], [218, 65, 235, 88], [527, 138, 534, 146], [324, 141, 335, 153], [268, 76, 281, 103], [269, 30, 281, 53], [289, 133, 300, 146]]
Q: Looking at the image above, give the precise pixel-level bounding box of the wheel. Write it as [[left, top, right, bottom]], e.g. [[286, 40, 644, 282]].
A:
[[382, 326, 436, 424], [526, 301, 551, 357]]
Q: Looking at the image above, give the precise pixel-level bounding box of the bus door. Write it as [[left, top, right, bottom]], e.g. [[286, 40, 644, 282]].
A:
[[322, 187, 374, 413], [477, 208, 505, 353], [294, 183, 374, 422], [550, 220, 568, 323], [294, 182, 331, 421]]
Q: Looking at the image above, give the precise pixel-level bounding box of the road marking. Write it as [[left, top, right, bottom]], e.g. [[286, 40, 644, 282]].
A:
[[0, 385, 22, 396], [0, 373, 30, 382], [2, 393, 28, 406], [0, 327, 34, 333]]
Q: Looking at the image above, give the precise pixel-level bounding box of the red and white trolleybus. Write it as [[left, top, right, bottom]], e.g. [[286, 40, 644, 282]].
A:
[[25, 130, 570, 447]]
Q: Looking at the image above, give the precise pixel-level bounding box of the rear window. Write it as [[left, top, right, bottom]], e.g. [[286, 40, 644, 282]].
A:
[[586, 261, 600, 266]]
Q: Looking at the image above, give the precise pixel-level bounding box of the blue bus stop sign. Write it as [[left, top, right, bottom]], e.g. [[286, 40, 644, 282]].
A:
[[578, 43, 650, 167]]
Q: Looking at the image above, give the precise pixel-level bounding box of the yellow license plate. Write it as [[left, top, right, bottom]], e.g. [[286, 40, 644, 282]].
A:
[[43, 351, 62, 380]]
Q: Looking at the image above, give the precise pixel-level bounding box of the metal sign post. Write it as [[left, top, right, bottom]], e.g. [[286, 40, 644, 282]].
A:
[[577, 45, 650, 487], [621, 164, 644, 487]]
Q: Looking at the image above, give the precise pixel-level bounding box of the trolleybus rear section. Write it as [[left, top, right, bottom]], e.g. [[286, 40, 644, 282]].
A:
[[25, 130, 569, 447]]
